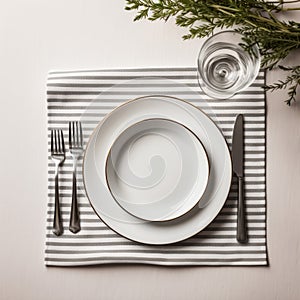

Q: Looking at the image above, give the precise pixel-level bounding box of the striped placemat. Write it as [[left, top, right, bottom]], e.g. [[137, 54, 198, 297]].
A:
[[45, 67, 267, 266]]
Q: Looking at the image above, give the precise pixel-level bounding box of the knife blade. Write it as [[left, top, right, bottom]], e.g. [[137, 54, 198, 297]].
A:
[[232, 114, 247, 243]]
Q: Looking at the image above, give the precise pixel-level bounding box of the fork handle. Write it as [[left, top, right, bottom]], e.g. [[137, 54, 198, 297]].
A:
[[69, 171, 81, 233], [53, 173, 63, 236]]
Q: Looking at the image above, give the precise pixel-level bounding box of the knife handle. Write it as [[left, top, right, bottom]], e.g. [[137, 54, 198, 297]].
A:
[[237, 176, 247, 243]]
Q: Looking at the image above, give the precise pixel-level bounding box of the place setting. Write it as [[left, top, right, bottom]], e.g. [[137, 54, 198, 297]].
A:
[[45, 31, 267, 266]]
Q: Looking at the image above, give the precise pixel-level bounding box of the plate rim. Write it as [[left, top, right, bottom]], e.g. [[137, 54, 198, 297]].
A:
[[104, 117, 210, 222], [82, 94, 232, 245]]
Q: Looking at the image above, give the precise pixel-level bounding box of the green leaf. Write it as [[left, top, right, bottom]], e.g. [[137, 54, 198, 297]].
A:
[[125, 0, 300, 105]]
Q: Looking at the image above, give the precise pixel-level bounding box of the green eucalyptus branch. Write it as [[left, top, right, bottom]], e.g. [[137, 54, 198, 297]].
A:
[[125, 0, 300, 105]]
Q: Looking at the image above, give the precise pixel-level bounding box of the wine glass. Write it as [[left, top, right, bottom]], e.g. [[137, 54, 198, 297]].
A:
[[197, 30, 261, 99]]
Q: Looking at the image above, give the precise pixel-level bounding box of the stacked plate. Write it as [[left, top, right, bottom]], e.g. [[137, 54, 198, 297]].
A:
[[83, 95, 232, 245]]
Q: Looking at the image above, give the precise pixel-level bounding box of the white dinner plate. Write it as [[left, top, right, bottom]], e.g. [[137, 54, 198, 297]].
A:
[[83, 95, 232, 245], [105, 118, 210, 221]]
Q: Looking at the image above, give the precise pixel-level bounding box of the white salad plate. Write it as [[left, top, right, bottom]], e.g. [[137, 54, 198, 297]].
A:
[[83, 95, 232, 245], [105, 118, 210, 222]]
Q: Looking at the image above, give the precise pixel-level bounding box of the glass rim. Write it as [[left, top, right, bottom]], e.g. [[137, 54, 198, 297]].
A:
[[196, 30, 261, 99]]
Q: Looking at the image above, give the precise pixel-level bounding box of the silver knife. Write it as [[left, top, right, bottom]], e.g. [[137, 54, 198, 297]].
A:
[[232, 114, 247, 243]]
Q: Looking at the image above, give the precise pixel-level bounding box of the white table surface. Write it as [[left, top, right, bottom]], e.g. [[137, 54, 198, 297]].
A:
[[1, 1, 300, 299]]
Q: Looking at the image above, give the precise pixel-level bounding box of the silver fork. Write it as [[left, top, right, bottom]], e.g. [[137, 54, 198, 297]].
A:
[[51, 129, 65, 236], [69, 121, 83, 233]]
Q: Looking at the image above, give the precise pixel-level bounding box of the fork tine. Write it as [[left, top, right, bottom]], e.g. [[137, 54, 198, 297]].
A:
[[76, 122, 80, 147], [57, 130, 62, 153], [54, 130, 58, 153], [74, 122, 77, 147], [69, 122, 72, 148], [73, 122, 76, 147], [73, 121, 75, 147], [69, 121, 74, 148], [79, 121, 83, 147], [60, 130, 65, 153], [72, 122, 76, 147], [51, 130, 54, 154]]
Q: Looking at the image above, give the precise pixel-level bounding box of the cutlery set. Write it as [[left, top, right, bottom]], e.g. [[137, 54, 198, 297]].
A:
[[50, 111, 247, 243], [50, 121, 83, 236]]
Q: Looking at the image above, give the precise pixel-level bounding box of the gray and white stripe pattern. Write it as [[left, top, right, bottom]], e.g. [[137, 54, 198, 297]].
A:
[[45, 67, 267, 266]]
